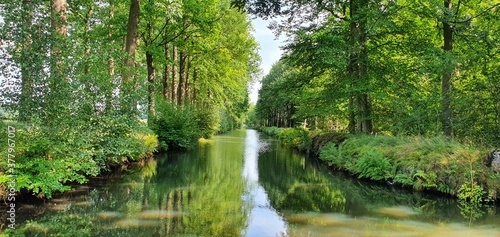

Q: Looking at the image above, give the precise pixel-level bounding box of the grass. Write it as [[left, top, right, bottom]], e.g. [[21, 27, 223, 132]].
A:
[[319, 134, 500, 202]]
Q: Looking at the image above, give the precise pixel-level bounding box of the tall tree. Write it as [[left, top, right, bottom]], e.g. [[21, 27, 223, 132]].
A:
[[441, 0, 454, 137], [106, 0, 115, 113], [144, 0, 156, 115], [47, 0, 69, 122], [122, 0, 140, 113], [348, 0, 372, 134], [17, 1, 36, 122]]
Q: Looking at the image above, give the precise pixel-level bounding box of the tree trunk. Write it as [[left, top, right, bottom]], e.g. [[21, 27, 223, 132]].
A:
[[106, 0, 115, 113], [171, 46, 178, 105], [50, 0, 67, 72], [84, 6, 93, 75], [51, 0, 67, 37], [347, 0, 371, 134], [441, 0, 454, 137], [184, 56, 191, 104], [348, 96, 355, 133], [163, 43, 171, 101], [18, 1, 34, 122], [48, 0, 68, 122], [146, 51, 155, 115], [146, 17, 155, 116], [84, 5, 95, 113], [122, 0, 140, 113], [177, 49, 186, 106], [192, 67, 197, 103]]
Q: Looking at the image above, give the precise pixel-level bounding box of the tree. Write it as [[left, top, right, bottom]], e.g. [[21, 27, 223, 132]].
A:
[[122, 0, 140, 114], [250, 0, 500, 144]]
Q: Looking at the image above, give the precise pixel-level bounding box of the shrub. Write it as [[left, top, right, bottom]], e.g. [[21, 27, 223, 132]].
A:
[[355, 148, 393, 180], [310, 131, 347, 156], [257, 126, 283, 137], [278, 127, 312, 152], [149, 102, 202, 150], [195, 108, 219, 138], [0, 115, 157, 199]]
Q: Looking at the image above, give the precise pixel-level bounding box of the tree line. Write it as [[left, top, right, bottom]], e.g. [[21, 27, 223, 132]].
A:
[[0, 0, 259, 131], [246, 0, 499, 144], [0, 0, 259, 198]]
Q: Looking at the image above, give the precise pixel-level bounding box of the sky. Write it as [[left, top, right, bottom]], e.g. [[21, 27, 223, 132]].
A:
[[249, 17, 286, 104]]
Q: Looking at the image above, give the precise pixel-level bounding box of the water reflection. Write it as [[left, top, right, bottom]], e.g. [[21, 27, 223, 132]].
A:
[[242, 129, 287, 237], [5, 129, 500, 237]]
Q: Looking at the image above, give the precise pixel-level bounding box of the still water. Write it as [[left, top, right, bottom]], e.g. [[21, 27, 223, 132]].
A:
[[8, 129, 500, 236]]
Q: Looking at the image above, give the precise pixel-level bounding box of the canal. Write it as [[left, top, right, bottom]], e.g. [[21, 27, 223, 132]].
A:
[[7, 129, 500, 236]]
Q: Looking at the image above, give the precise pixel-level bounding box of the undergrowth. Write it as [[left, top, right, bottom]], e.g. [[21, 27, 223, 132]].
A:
[[319, 135, 500, 202], [0, 117, 158, 199]]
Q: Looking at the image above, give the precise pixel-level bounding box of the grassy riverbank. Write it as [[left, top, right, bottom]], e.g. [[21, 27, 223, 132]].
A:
[[0, 118, 158, 200], [256, 126, 500, 203]]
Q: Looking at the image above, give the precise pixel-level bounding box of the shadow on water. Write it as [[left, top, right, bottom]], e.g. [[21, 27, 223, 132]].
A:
[[3, 129, 500, 237]]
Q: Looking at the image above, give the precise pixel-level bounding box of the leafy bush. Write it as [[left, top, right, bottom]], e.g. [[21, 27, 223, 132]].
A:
[[319, 143, 345, 169], [458, 182, 485, 204], [310, 131, 347, 156], [0, 116, 157, 199], [0, 121, 6, 147], [149, 102, 202, 150], [278, 127, 312, 152], [257, 126, 283, 137]]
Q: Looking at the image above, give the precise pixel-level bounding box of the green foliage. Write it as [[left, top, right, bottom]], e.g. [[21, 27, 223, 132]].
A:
[[319, 134, 499, 202], [277, 127, 312, 152], [319, 143, 345, 169], [194, 108, 219, 139], [0, 0, 255, 201], [310, 131, 347, 156], [150, 102, 202, 150], [254, 60, 298, 127], [256, 126, 284, 137], [355, 150, 393, 181], [413, 170, 437, 191], [245, 105, 258, 128], [253, 0, 500, 143], [458, 182, 485, 205], [0, 121, 6, 148], [0, 116, 157, 199]]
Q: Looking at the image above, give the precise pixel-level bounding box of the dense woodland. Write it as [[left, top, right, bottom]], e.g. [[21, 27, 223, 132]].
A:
[[248, 0, 500, 145], [0, 0, 259, 198]]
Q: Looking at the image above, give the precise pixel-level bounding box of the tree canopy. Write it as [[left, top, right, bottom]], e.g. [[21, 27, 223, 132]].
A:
[[253, 0, 500, 144]]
